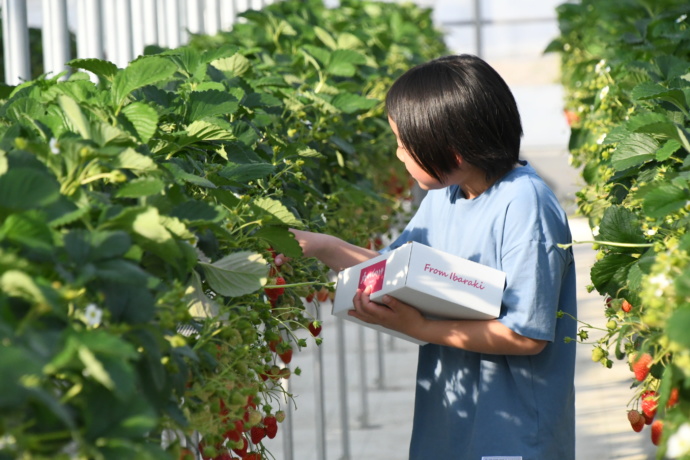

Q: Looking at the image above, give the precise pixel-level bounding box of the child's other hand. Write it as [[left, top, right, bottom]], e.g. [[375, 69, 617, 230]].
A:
[[350, 286, 424, 336]]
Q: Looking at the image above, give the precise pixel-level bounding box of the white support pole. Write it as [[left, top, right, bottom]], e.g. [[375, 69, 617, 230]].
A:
[[102, 1, 117, 64], [130, 0, 144, 58], [41, 0, 71, 79], [114, 0, 133, 66], [76, 0, 103, 59], [164, 0, 181, 49], [140, 0, 158, 49], [204, 0, 221, 36], [177, 0, 188, 45], [2, 0, 31, 85], [187, 0, 204, 35], [219, 0, 236, 31], [156, 0, 167, 47]]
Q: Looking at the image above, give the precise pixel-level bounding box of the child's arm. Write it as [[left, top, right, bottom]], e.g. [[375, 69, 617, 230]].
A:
[[351, 288, 547, 355], [280, 229, 379, 272]]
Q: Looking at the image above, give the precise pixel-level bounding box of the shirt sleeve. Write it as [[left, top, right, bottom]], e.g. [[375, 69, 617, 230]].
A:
[[496, 182, 574, 342]]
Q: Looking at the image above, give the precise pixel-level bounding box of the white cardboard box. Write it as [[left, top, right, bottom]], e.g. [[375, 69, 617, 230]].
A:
[[332, 242, 506, 344]]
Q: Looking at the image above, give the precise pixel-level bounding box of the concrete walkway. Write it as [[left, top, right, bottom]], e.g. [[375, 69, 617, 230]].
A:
[[259, 217, 659, 460]]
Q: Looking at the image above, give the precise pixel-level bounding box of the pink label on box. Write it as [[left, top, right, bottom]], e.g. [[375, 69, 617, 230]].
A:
[[358, 260, 386, 293]]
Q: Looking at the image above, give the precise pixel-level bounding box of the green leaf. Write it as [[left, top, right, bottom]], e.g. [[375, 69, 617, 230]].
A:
[[199, 251, 268, 297], [115, 177, 165, 198], [642, 181, 690, 218], [0, 168, 60, 212], [162, 162, 217, 188], [314, 26, 338, 50], [632, 81, 688, 112], [78, 346, 115, 390], [121, 102, 159, 143], [610, 133, 658, 171], [211, 53, 252, 77], [68, 58, 119, 81], [590, 253, 637, 296], [597, 206, 647, 250], [655, 139, 681, 161], [0, 346, 43, 408], [331, 93, 379, 114], [254, 226, 303, 258], [252, 197, 302, 227], [186, 271, 221, 319], [667, 307, 690, 347], [170, 200, 223, 223], [0, 211, 54, 250], [112, 57, 178, 108], [113, 148, 157, 171], [326, 49, 367, 77], [219, 162, 275, 182], [58, 95, 92, 139], [188, 90, 239, 122], [185, 120, 234, 141]]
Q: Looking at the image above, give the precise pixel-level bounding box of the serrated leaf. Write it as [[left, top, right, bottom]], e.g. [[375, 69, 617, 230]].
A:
[[78, 346, 114, 390], [113, 148, 156, 171], [95, 259, 150, 285], [219, 163, 275, 182], [610, 133, 658, 170], [642, 181, 690, 218], [58, 95, 91, 139], [186, 120, 234, 141], [112, 57, 178, 107], [632, 81, 688, 112], [332, 93, 379, 114], [188, 90, 239, 122], [252, 197, 302, 227], [297, 147, 323, 158], [0, 168, 60, 212], [170, 200, 223, 223], [656, 139, 681, 161], [67, 58, 119, 81], [590, 253, 637, 296], [211, 54, 251, 76], [162, 162, 217, 188], [254, 226, 303, 258], [314, 26, 337, 50], [115, 177, 165, 198], [597, 206, 647, 250], [121, 102, 159, 143], [0, 212, 53, 250], [186, 271, 221, 319], [326, 49, 367, 77], [199, 251, 268, 297]]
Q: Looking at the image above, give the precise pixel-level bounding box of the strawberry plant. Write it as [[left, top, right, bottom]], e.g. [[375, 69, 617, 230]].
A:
[[548, 0, 690, 457], [0, 0, 448, 458]]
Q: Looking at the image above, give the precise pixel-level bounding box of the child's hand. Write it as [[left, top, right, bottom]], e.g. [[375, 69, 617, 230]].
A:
[[350, 286, 424, 337]]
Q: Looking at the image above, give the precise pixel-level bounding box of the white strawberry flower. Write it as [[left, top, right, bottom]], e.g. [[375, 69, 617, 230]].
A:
[[667, 423, 690, 458], [677, 14, 687, 23], [49, 138, 60, 154], [596, 133, 607, 145], [646, 228, 657, 236], [599, 85, 609, 100], [592, 226, 600, 237], [594, 59, 606, 74], [84, 303, 103, 327]]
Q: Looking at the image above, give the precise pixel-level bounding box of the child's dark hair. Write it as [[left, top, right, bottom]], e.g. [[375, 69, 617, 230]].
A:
[[385, 54, 523, 182]]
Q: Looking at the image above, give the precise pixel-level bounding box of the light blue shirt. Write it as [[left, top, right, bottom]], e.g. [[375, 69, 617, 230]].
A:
[[387, 162, 577, 460]]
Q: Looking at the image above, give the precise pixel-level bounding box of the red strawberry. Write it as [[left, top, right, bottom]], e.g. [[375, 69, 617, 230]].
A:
[[250, 425, 266, 444], [265, 277, 286, 300], [651, 420, 663, 446], [667, 388, 679, 408], [621, 299, 632, 312], [268, 337, 282, 353], [279, 348, 293, 364], [632, 353, 653, 381], [244, 453, 262, 460], [223, 420, 244, 442], [305, 291, 315, 303], [641, 391, 658, 420], [628, 410, 645, 433], [264, 415, 277, 427], [308, 321, 322, 337], [265, 422, 278, 439]]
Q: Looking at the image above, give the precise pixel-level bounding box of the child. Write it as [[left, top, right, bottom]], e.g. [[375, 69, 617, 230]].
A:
[[283, 54, 577, 460]]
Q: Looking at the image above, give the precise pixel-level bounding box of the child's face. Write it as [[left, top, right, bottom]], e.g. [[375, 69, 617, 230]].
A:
[[389, 118, 443, 190]]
